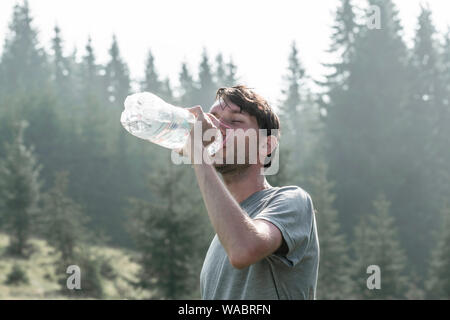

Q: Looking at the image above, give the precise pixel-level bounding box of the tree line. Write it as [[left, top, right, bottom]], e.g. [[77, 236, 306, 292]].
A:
[[0, 0, 449, 299]]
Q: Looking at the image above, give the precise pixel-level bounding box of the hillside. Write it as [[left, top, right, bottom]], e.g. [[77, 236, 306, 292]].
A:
[[0, 233, 152, 299]]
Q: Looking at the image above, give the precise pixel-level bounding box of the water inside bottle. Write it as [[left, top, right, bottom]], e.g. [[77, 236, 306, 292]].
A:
[[122, 111, 194, 149], [121, 91, 226, 154]]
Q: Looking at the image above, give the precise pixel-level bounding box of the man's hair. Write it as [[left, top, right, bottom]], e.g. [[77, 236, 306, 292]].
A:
[[215, 85, 281, 168]]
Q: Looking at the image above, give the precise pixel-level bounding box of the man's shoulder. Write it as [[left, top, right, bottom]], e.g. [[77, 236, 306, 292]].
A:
[[271, 185, 311, 205], [263, 185, 313, 216]]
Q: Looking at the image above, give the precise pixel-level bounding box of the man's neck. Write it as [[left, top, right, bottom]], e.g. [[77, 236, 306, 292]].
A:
[[221, 165, 272, 204]]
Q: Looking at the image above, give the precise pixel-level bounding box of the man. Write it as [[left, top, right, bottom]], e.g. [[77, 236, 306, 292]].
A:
[[176, 85, 319, 300]]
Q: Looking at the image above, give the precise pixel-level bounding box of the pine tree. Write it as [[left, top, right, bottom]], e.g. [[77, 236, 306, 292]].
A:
[[160, 77, 175, 104], [82, 36, 99, 92], [48, 25, 81, 173], [178, 62, 197, 107], [196, 49, 216, 110], [426, 204, 450, 299], [79, 36, 105, 136], [321, 0, 357, 90], [0, 121, 42, 257], [320, 0, 358, 226], [215, 53, 227, 87], [75, 35, 132, 247], [104, 34, 130, 106], [351, 194, 409, 299], [127, 163, 211, 299], [225, 56, 238, 86], [0, 0, 49, 97], [431, 28, 450, 217], [307, 160, 354, 299], [141, 49, 162, 94], [324, 0, 413, 256], [40, 171, 89, 264], [319, 0, 357, 121], [275, 41, 318, 186], [398, 5, 445, 274], [279, 41, 305, 136], [39, 171, 104, 298], [443, 28, 450, 96], [51, 25, 71, 94], [50, 24, 79, 125], [104, 34, 131, 156], [409, 4, 443, 168]]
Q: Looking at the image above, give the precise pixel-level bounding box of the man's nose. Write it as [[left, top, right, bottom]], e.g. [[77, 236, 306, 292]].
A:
[[206, 113, 232, 132], [218, 118, 232, 130]]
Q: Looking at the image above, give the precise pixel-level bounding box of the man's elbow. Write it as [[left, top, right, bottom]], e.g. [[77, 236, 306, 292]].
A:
[[229, 255, 250, 270], [228, 244, 261, 270]]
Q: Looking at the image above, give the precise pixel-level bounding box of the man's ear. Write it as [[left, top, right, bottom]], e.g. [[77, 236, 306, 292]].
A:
[[258, 134, 279, 163], [266, 135, 278, 155]]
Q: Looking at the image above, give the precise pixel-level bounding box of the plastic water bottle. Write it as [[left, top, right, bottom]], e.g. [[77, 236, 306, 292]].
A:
[[120, 92, 223, 155]]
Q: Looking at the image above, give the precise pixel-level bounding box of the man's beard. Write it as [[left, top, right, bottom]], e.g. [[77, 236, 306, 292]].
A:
[[213, 163, 251, 175], [212, 137, 252, 175]]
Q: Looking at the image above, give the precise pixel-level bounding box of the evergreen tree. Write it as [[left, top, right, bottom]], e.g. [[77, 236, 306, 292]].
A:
[[426, 204, 450, 299], [178, 62, 197, 107], [105, 34, 130, 106], [398, 5, 446, 273], [160, 77, 175, 104], [225, 56, 238, 86], [40, 171, 89, 264], [50, 24, 80, 126], [275, 41, 319, 186], [0, 121, 42, 257], [51, 25, 72, 95], [319, 0, 357, 121], [351, 194, 409, 299], [0, 0, 49, 97], [443, 28, 450, 97], [62, 35, 127, 248], [307, 160, 354, 299], [196, 49, 216, 110], [82, 36, 99, 92], [141, 49, 162, 94], [324, 1, 416, 266], [321, 0, 357, 90], [409, 4, 444, 165], [279, 41, 305, 136], [103, 33, 132, 157], [215, 53, 227, 87], [39, 171, 105, 298], [22, 90, 65, 189], [127, 163, 211, 299], [5, 264, 29, 285], [276, 41, 303, 182], [431, 28, 450, 217], [79, 36, 106, 138]]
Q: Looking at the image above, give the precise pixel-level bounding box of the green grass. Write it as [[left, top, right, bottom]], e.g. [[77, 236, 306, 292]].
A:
[[0, 233, 153, 299]]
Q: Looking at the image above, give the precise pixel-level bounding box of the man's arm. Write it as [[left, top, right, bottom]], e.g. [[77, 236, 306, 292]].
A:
[[176, 105, 284, 269], [193, 161, 283, 269]]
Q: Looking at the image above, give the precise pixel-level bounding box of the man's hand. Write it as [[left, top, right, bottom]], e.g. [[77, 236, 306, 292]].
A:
[[175, 105, 221, 163]]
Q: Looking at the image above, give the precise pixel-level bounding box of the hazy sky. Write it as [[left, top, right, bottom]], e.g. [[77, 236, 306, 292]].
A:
[[1, 0, 449, 105]]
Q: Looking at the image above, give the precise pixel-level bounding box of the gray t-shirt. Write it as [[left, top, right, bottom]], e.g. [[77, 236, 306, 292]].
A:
[[200, 185, 320, 300]]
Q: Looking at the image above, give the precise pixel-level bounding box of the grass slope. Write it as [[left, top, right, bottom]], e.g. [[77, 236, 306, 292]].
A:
[[0, 233, 152, 299]]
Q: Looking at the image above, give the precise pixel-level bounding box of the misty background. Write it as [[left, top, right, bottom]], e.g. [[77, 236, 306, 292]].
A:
[[0, 0, 449, 299]]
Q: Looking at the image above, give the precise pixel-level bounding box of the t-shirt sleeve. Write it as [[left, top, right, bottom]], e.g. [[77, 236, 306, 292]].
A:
[[253, 186, 315, 267]]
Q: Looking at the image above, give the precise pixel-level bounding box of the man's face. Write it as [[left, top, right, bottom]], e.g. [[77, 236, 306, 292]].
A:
[[208, 98, 265, 174]]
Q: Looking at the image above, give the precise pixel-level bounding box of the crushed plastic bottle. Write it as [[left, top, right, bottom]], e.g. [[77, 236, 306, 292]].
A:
[[120, 92, 223, 155]]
